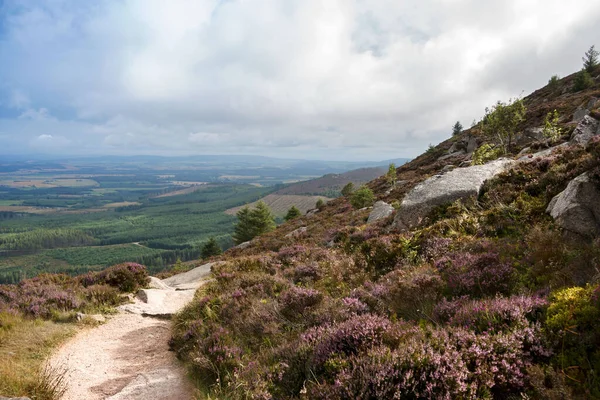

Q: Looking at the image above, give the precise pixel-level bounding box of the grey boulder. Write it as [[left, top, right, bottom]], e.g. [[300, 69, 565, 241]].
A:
[[546, 172, 600, 237], [367, 201, 394, 224], [570, 115, 599, 146], [393, 158, 515, 230], [572, 108, 590, 122]]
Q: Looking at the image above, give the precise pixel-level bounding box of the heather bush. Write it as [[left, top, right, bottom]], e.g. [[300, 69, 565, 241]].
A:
[[79, 262, 148, 292], [307, 322, 550, 399], [434, 295, 547, 333], [279, 286, 323, 319], [381, 265, 444, 320], [434, 249, 516, 298]]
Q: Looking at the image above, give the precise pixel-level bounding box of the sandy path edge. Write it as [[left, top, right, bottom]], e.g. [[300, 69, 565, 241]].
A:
[[48, 312, 195, 400]]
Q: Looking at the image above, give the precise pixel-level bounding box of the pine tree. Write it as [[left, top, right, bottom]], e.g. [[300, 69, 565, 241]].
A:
[[284, 205, 302, 221], [582, 45, 599, 72], [452, 121, 463, 136], [350, 186, 374, 209], [232, 202, 276, 245], [201, 237, 222, 258], [341, 182, 354, 197], [386, 163, 397, 186]]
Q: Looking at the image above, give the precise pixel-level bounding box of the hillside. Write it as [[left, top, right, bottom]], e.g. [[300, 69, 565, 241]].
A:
[[274, 166, 389, 197], [2, 66, 600, 399], [225, 194, 330, 217], [168, 65, 600, 399]]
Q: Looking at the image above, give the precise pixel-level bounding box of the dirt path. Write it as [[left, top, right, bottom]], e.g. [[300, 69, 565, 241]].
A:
[[49, 313, 194, 400], [48, 262, 218, 400]]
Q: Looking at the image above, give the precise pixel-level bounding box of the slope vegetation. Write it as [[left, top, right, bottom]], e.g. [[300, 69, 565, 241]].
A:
[[171, 66, 600, 399]]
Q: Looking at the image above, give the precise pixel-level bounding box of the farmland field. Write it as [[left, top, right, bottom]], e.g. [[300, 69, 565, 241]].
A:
[[0, 155, 402, 283]]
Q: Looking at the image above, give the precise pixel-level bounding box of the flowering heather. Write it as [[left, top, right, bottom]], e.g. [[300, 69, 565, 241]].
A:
[[435, 250, 515, 297], [279, 286, 323, 317], [434, 295, 548, 333], [79, 262, 149, 292], [308, 314, 391, 369]]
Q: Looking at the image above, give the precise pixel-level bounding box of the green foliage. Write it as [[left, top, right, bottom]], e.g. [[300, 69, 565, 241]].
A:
[[315, 199, 325, 209], [386, 163, 397, 186], [471, 143, 501, 165], [546, 285, 600, 396], [573, 69, 594, 92], [548, 74, 560, 91], [284, 206, 302, 221], [543, 109, 562, 142], [481, 98, 526, 154], [452, 121, 463, 136], [341, 182, 354, 197], [232, 201, 276, 244], [201, 237, 222, 258], [349, 186, 374, 209], [582, 45, 599, 72], [426, 144, 436, 153]]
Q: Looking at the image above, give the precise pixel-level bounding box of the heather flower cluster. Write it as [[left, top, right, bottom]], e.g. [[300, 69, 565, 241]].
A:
[[434, 250, 515, 297], [0, 264, 150, 319]]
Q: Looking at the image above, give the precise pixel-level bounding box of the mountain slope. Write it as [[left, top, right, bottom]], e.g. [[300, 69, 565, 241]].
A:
[[171, 66, 600, 399]]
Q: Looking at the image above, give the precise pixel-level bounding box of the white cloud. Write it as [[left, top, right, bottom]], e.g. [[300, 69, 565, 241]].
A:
[[1, 0, 600, 159]]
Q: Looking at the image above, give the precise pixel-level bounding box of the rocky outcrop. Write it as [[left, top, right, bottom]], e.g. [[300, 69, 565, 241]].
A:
[[119, 262, 215, 317], [570, 115, 599, 146], [393, 159, 515, 230], [285, 226, 308, 238], [546, 172, 600, 237], [367, 201, 394, 224], [573, 108, 590, 122]]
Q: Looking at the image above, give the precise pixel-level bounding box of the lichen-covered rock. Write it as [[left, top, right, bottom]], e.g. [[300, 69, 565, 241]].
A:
[[572, 108, 590, 122], [367, 201, 394, 224], [393, 159, 515, 230], [570, 115, 599, 146], [285, 226, 308, 238], [546, 172, 600, 237]]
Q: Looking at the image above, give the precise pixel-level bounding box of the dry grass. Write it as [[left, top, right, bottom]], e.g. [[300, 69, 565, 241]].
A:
[[0, 312, 76, 399]]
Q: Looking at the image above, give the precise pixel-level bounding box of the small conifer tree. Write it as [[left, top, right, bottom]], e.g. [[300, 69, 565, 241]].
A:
[[201, 237, 222, 258], [284, 205, 301, 221], [315, 199, 325, 209], [452, 121, 463, 136], [582, 45, 599, 72], [386, 163, 397, 186], [341, 182, 354, 197], [232, 201, 276, 244], [350, 186, 374, 209]]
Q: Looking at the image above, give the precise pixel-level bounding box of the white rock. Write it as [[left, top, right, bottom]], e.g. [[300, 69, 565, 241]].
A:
[[546, 172, 600, 237], [393, 159, 515, 230], [367, 201, 394, 224]]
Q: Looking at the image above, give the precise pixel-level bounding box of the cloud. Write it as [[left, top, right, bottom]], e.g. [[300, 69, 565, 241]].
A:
[[1, 0, 599, 160]]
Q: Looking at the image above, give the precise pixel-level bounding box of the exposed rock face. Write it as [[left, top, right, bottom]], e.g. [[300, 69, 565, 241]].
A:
[[573, 108, 590, 122], [546, 172, 600, 237], [119, 262, 215, 317], [367, 201, 394, 224], [393, 159, 515, 230], [570, 115, 599, 146], [285, 226, 308, 238]]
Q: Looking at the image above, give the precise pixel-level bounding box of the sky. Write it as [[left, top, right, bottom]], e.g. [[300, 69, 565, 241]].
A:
[[1, 0, 599, 161]]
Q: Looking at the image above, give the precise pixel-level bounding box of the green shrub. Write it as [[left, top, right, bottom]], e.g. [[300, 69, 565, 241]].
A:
[[341, 182, 354, 197], [582, 45, 599, 72], [548, 75, 560, 91], [543, 109, 562, 142], [481, 98, 526, 154], [546, 285, 600, 397], [573, 70, 594, 92], [350, 186, 374, 209], [201, 237, 222, 258], [386, 163, 397, 186], [452, 121, 463, 136], [471, 143, 501, 165]]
